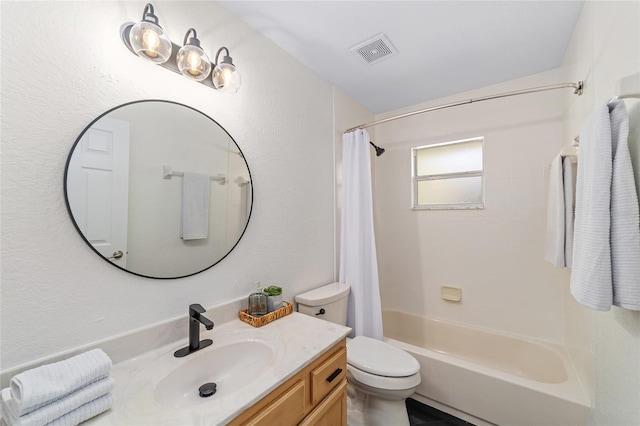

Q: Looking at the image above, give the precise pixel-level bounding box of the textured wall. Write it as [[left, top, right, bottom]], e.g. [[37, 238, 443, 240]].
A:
[[562, 1, 640, 424], [0, 1, 339, 369]]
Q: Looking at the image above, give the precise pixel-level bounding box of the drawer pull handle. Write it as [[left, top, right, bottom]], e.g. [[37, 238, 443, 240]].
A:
[[326, 368, 343, 383]]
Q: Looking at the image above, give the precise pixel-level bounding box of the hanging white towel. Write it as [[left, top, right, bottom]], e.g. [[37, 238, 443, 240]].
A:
[[8, 349, 112, 417], [181, 172, 210, 240], [545, 155, 574, 267], [570, 103, 613, 311], [0, 377, 114, 426], [545, 155, 565, 267], [628, 102, 640, 207], [544, 155, 567, 268], [244, 180, 252, 221], [609, 100, 640, 310], [563, 156, 575, 268]]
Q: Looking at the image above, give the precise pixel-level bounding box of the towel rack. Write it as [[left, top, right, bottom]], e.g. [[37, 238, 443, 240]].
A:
[[235, 176, 251, 187], [560, 147, 578, 164], [163, 166, 226, 185], [611, 72, 640, 101], [572, 73, 639, 147]]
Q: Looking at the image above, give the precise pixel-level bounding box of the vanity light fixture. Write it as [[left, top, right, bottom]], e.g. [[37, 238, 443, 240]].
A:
[[176, 28, 211, 81], [212, 47, 242, 93], [121, 3, 241, 92]]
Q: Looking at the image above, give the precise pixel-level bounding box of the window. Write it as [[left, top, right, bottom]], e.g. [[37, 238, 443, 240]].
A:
[[411, 137, 484, 209]]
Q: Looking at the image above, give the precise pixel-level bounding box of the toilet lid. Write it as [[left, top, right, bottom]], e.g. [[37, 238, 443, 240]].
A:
[[347, 336, 420, 377]]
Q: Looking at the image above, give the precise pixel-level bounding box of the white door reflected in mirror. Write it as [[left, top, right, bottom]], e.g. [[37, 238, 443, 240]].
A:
[[67, 117, 130, 268]]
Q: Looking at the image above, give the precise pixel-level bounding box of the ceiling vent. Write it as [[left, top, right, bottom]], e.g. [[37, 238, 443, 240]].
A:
[[351, 33, 397, 65]]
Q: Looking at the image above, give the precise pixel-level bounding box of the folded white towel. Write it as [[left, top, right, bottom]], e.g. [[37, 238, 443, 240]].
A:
[[571, 103, 613, 310], [45, 393, 113, 426], [1, 378, 114, 426], [181, 172, 211, 240], [609, 100, 640, 310], [9, 349, 111, 416]]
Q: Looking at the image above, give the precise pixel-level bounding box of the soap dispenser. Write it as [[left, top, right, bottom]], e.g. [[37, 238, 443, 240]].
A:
[[248, 282, 268, 317]]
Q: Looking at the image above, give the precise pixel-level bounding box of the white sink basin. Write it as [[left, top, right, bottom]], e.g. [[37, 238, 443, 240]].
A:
[[153, 340, 274, 408]]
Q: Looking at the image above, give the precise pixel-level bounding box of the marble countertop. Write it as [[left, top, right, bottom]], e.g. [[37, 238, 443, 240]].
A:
[[85, 312, 351, 426]]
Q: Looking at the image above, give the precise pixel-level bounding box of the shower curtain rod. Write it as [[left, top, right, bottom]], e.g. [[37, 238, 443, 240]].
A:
[[345, 81, 584, 133]]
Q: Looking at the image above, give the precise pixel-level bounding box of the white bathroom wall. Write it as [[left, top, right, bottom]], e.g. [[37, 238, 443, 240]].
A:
[[561, 1, 640, 424], [0, 1, 364, 370], [373, 68, 571, 344]]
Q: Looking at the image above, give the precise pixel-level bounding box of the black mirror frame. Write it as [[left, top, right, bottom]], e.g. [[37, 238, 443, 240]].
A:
[[63, 99, 253, 279]]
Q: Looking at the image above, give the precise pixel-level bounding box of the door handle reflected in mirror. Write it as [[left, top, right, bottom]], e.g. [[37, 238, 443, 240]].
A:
[[107, 250, 124, 260]]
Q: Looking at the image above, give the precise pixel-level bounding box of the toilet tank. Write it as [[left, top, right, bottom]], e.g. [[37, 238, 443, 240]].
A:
[[295, 282, 350, 326]]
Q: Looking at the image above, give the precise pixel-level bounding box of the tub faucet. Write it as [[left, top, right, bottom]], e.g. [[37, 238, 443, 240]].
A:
[[174, 304, 214, 358]]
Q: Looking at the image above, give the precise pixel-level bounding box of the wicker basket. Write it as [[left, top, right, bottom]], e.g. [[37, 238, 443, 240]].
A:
[[239, 301, 293, 327]]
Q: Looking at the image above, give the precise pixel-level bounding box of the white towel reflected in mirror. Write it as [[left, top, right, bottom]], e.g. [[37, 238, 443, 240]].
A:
[[181, 172, 211, 240]]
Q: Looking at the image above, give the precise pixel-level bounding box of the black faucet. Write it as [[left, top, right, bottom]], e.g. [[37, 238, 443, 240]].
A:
[[174, 304, 214, 358]]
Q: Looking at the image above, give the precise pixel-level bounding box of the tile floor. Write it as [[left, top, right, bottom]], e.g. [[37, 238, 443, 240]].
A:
[[406, 398, 474, 426]]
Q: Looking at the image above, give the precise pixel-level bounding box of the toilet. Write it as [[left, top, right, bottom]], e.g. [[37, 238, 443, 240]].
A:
[[295, 282, 421, 426]]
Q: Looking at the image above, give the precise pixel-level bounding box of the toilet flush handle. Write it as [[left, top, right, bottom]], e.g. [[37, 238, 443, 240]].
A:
[[315, 308, 325, 316]]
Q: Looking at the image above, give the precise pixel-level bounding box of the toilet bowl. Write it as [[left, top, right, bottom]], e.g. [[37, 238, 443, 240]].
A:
[[346, 335, 421, 426], [295, 283, 421, 426]]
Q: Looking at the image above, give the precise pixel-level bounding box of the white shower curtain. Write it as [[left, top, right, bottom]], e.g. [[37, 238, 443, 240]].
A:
[[339, 129, 383, 340]]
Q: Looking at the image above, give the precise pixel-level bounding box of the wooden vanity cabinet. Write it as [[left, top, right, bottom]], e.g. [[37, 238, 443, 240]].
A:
[[229, 339, 347, 426]]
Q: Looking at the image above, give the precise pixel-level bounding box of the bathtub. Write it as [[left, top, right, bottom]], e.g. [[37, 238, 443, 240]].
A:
[[382, 309, 590, 425]]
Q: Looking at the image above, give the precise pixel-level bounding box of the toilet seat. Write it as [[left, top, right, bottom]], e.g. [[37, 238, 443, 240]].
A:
[[348, 364, 421, 391], [347, 336, 420, 377]]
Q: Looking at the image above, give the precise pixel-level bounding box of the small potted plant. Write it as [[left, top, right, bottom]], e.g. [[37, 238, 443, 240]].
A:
[[263, 285, 283, 312]]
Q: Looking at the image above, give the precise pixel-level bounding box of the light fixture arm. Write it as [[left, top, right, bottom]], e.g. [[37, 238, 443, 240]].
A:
[[141, 3, 159, 24], [183, 28, 200, 47], [214, 47, 231, 65]]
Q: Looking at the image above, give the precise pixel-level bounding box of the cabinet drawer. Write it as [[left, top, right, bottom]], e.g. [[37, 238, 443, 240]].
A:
[[310, 347, 347, 405], [300, 379, 347, 426], [245, 379, 306, 426]]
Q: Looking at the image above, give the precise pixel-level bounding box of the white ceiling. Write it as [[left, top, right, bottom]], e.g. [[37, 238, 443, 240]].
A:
[[219, 1, 584, 114]]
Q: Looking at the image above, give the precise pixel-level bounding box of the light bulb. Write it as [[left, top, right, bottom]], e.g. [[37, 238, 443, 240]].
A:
[[141, 29, 160, 58], [186, 51, 203, 75], [221, 67, 232, 81], [213, 63, 241, 93]]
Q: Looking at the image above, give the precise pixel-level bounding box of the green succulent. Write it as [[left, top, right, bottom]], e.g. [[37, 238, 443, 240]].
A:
[[263, 285, 282, 296]]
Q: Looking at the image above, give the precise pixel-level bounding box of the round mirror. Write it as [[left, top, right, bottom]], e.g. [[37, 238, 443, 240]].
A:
[[64, 100, 252, 279]]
